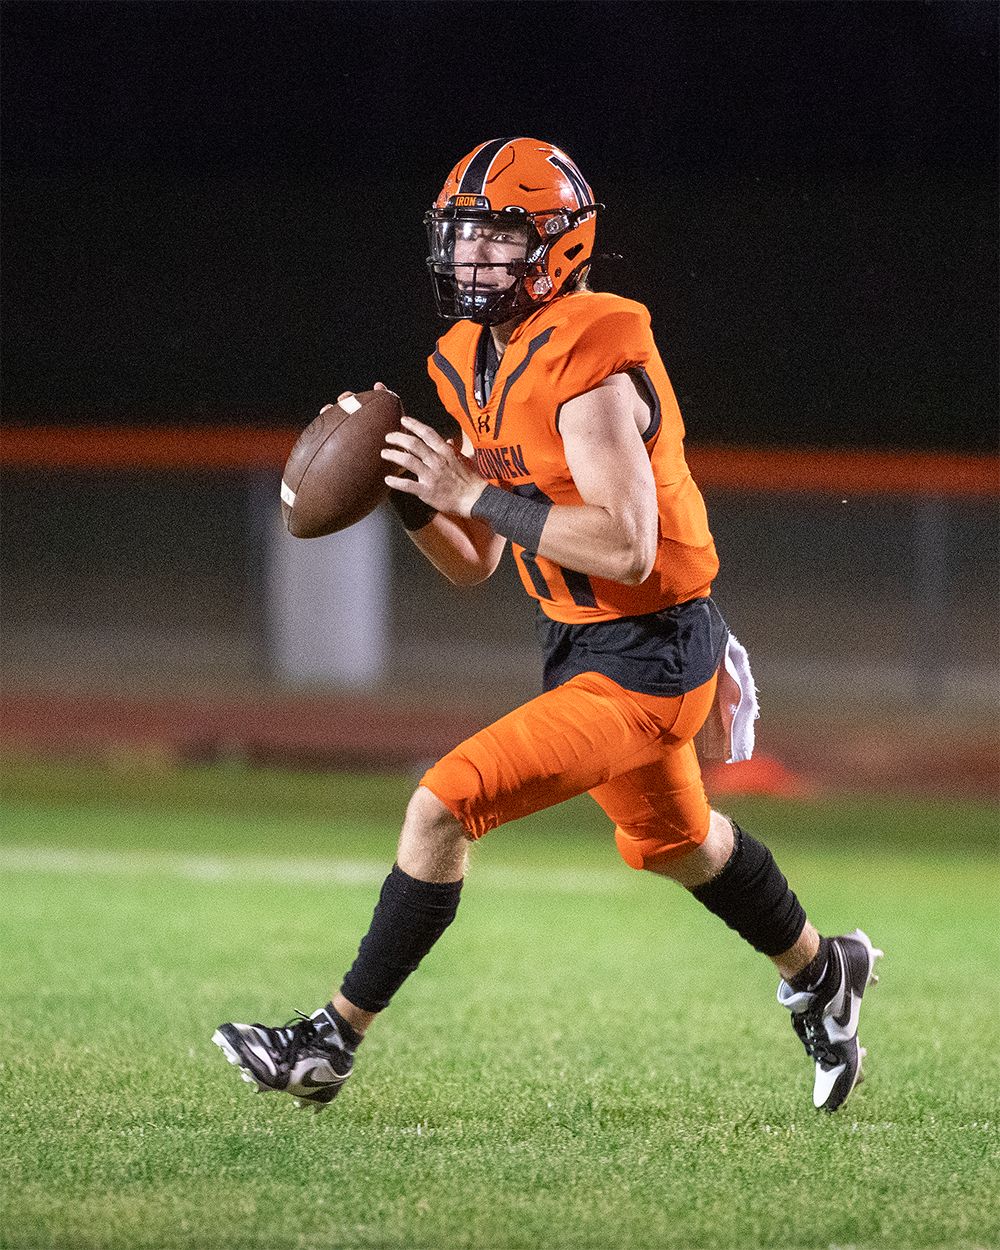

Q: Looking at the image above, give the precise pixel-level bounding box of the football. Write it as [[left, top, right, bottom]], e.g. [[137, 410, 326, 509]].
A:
[[280, 389, 404, 538]]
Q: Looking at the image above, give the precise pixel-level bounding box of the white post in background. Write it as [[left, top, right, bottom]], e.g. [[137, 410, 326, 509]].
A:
[[913, 495, 949, 707], [267, 505, 390, 688]]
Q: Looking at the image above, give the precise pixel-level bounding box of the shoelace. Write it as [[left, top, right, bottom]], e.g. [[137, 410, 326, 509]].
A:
[[269, 1012, 325, 1075], [795, 1011, 840, 1068]]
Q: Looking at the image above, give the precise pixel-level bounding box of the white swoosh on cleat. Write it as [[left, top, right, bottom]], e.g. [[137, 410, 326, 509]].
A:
[[814, 1063, 846, 1108]]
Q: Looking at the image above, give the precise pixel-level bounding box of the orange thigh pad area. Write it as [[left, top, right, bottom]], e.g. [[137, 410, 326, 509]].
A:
[[420, 670, 716, 862], [598, 740, 712, 869]]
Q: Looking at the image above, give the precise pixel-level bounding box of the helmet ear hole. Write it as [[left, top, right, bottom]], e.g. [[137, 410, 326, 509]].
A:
[[565, 244, 584, 261]]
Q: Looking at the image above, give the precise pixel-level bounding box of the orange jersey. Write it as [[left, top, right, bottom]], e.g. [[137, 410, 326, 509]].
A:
[[427, 290, 719, 624]]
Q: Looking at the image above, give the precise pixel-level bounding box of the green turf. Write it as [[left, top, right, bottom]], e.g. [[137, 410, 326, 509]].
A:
[[1, 761, 997, 1249]]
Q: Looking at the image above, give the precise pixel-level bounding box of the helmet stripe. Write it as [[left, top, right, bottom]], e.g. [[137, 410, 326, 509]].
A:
[[547, 154, 591, 211], [458, 137, 520, 198]]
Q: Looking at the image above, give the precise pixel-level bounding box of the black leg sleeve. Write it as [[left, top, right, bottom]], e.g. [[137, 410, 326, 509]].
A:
[[340, 864, 463, 1013], [690, 823, 807, 957]]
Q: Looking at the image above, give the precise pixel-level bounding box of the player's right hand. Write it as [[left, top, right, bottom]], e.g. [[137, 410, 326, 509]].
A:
[[382, 416, 486, 518]]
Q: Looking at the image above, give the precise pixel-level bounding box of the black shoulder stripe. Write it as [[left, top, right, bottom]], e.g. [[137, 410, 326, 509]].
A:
[[432, 348, 472, 422], [493, 327, 555, 442]]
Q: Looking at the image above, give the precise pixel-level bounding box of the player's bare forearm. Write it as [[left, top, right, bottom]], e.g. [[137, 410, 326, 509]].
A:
[[542, 374, 658, 585], [381, 414, 505, 583], [530, 500, 655, 586], [408, 512, 505, 586]]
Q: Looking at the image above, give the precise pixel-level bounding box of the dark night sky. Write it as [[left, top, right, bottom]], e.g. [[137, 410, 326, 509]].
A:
[[5, 0, 996, 179], [3, 0, 998, 451]]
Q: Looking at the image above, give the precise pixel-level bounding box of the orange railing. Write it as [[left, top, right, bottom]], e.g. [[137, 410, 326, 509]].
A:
[[0, 426, 297, 473], [1, 425, 997, 498], [685, 446, 997, 498]]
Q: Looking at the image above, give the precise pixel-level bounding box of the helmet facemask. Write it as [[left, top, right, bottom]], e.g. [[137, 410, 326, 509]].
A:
[[426, 208, 536, 325]]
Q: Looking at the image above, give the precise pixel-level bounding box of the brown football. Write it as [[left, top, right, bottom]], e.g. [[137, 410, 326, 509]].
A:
[[280, 390, 404, 537]]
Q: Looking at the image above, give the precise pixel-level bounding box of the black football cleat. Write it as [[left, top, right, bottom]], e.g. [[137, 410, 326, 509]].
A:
[[778, 928, 883, 1112], [213, 1005, 355, 1112]]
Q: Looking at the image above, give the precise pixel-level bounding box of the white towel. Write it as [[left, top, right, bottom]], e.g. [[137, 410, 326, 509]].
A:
[[695, 634, 760, 764]]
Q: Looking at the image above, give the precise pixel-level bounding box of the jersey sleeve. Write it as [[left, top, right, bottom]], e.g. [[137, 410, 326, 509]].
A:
[[543, 298, 655, 406]]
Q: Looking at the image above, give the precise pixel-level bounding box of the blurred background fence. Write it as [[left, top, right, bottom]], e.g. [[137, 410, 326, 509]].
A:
[[2, 427, 995, 717], [3, 2, 997, 797]]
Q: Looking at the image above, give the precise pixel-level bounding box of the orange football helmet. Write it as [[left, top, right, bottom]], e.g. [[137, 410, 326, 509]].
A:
[[425, 137, 602, 324]]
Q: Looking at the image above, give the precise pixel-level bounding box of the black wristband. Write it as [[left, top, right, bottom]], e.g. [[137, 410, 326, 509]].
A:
[[387, 487, 438, 532], [470, 483, 552, 551]]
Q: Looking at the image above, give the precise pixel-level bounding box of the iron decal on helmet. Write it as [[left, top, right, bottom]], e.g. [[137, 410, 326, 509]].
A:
[[425, 138, 602, 325]]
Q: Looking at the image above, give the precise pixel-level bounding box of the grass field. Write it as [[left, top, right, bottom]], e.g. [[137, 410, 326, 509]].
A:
[[1, 758, 997, 1250]]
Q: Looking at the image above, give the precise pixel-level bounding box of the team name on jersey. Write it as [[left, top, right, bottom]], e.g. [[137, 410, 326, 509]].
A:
[[474, 444, 530, 481]]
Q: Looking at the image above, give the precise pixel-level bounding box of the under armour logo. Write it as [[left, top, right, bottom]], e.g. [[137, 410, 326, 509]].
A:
[[477, 414, 492, 435]]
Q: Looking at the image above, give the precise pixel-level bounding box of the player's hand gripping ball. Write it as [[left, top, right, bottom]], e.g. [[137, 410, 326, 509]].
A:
[[280, 389, 404, 537]]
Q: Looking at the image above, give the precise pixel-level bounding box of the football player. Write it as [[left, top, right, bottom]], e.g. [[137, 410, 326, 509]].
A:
[[214, 138, 881, 1114]]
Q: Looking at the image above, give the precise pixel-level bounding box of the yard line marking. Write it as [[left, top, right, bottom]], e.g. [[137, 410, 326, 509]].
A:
[[0, 845, 633, 893], [0, 846, 388, 886]]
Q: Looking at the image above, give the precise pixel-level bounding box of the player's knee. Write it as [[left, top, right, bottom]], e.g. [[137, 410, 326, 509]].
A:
[[418, 754, 492, 842], [640, 809, 735, 885], [397, 785, 470, 882], [403, 785, 469, 844]]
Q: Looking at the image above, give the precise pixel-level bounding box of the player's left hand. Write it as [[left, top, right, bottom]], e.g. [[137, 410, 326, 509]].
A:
[[382, 416, 486, 517]]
